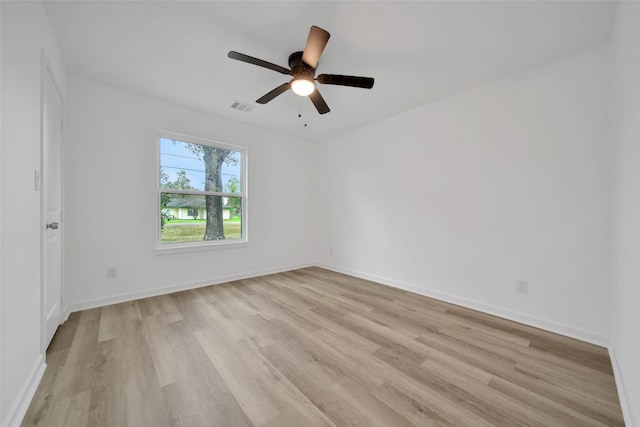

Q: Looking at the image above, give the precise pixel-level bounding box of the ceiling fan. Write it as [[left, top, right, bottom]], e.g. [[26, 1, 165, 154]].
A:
[[227, 25, 374, 115]]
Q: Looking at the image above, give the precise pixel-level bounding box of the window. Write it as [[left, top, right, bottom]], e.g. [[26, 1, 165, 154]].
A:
[[157, 131, 246, 252]]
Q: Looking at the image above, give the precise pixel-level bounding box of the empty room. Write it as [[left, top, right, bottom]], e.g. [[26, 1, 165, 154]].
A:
[[1, 1, 639, 426]]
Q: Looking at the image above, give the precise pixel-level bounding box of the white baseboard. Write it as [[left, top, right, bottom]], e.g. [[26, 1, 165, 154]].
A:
[[317, 263, 609, 347], [2, 355, 46, 427], [63, 262, 314, 318], [609, 346, 637, 427], [64, 262, 610, 347]]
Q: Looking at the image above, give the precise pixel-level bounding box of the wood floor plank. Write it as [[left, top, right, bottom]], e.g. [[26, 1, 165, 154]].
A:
[[445, 304, 614, 373], [20, 349, 68, 426], [487, 375, 611, 427], [47, 313, 80, 353], [370, 381, 450, 427], [374, 345, 549, 427], [257, 343, 349, 425], [329, 376, 417, 427], [195, 328, 336, 427], [51, 316, 101, 401], [23, 267, 625, 426], [46, 390, 90, 427], [85, 339, 126, 427], [137, 294, 183, 323], [157, 321, 253, 427], [107, 304, 170, 426], [381, 373, 496, 427], [142, 316, 190, 388], [96, 301, 141, 342], [416, 330, 624, 425]]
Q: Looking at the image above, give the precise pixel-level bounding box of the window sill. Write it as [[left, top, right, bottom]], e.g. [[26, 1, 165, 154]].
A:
[[154, 240, 248, 255]]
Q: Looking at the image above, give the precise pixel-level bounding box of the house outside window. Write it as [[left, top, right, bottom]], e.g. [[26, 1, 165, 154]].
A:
[[157, 131, 247, 252]]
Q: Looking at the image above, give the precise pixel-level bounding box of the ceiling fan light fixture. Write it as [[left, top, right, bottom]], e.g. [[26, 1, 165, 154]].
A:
[[291, 78, 315, 96]]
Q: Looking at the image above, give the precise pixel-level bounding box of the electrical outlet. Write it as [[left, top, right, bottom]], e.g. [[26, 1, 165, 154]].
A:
[[329, 247, 334, 255], [516, 280, 528, 294], [107, 267, 118, 279]]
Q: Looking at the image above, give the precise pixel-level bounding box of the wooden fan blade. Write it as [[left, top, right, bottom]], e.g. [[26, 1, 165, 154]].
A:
[[308, 89, 330, 114], [301, 26, 330, 69], [228, 51, 291, 75], [317, 74, 374, 89], [256, 82, 291, 104]]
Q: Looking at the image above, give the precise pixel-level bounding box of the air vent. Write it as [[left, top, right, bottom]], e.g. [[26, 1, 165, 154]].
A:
[[230, 100, 254, 113]]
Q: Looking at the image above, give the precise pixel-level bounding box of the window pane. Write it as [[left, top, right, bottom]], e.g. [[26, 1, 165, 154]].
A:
[[160, 193, 242, 244], [160, 137, 242, 193]]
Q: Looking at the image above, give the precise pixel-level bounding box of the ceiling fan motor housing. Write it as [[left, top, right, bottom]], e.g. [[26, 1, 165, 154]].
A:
[[289, 51, 315, 79]]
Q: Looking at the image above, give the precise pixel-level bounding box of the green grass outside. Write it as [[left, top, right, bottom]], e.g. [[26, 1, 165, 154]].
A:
[[167, 216, 241, 224], [166, 219, 205, 224], [161, 223, 241, 243]]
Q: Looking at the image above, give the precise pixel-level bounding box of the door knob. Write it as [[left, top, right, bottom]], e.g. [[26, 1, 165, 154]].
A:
[[46, 222, 59, 230]]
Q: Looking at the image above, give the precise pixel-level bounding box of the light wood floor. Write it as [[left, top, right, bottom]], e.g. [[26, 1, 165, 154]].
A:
[[23, 267, 624, 426]]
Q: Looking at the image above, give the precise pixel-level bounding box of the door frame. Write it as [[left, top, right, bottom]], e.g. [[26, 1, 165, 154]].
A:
[[40, 51, 64, 354]]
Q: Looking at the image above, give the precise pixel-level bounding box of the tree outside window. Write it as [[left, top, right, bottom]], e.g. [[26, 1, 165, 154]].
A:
[[158, 134, 246, 247]]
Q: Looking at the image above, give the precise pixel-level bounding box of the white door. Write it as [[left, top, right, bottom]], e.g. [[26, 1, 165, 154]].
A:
[[42, 62, 63, 348]]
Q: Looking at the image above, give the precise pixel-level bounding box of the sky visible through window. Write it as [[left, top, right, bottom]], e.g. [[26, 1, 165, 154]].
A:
[[160, 137, 241, 192]]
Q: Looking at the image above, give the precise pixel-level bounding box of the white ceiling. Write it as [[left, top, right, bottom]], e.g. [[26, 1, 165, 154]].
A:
[[44, 1, 616, 142]]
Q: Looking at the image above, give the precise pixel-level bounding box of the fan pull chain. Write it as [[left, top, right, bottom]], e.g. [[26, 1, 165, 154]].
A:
[[297, 97, 308, 127]]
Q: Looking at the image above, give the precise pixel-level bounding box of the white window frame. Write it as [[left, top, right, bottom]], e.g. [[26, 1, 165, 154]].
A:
[[154, 130, 248, 255]]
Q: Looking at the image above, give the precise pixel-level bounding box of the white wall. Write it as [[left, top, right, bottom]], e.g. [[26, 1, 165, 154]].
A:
[[316, 46, 612, 344], [63, 76, 316, 311], [0, 2, 66, 426], [610, 2, 640, 425]]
